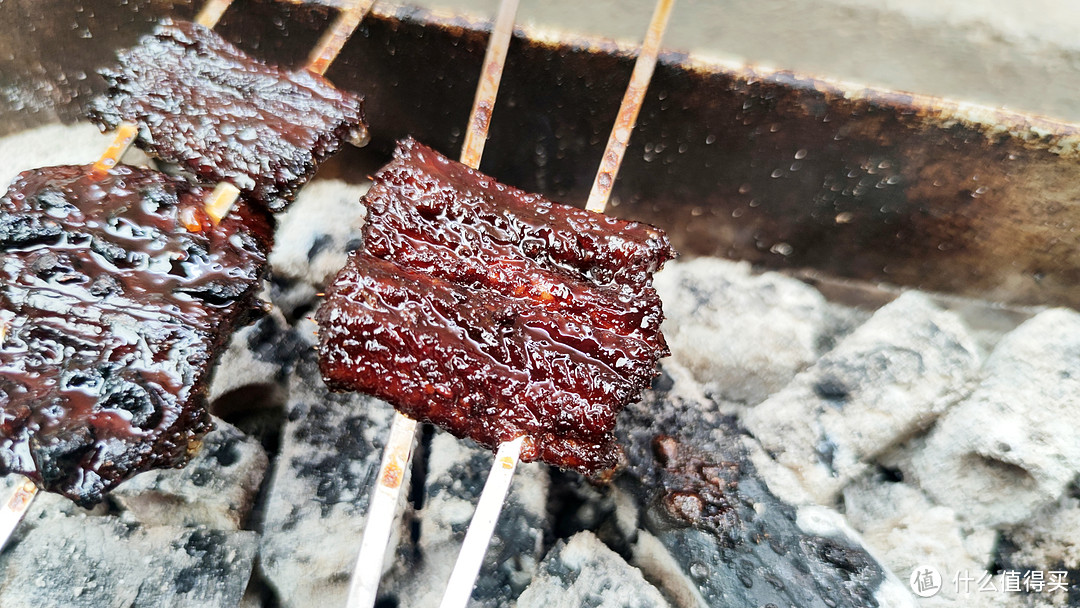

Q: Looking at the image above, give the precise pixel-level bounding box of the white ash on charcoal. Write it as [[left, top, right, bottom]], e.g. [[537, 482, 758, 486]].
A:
[[386, 431, 549, 607], [993, 489, 1080, 607], [654, 257, 864, 405], [208, 310, 298, 404], [0, 517, 257, 608], [257, 318, 402, 608], [908, 308, 1080, 527], [615, 365, 915, 607], [208, 311, 303, 455], [267, 179, 368, 319], [842, 474, 996, 606], [743, 291, 980, 505], [110, 417, 268, 531], [517, 531, 669, 608]]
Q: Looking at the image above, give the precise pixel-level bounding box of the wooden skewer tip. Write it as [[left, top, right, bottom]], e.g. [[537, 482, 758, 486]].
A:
[[91, 122, 139, 176], [204, 182, 241, 225], [195, 0, 234, 29]]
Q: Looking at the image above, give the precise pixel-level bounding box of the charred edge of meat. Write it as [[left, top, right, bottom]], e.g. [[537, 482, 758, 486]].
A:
[[317, 139, 674, 476], [0, 164, 273, 504], [86, 18, 367, 213]]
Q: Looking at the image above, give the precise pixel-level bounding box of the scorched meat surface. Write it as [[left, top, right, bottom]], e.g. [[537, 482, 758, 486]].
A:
[[317, 139, 674, 474], [0, 165, 272, 505], [87, 18, 367, 213]]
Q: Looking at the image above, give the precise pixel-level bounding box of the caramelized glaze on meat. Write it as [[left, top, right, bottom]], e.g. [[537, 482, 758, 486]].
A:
[[87, 18, 367, 213], [0, 165, 272, 505], [317, 139, 674, 474]]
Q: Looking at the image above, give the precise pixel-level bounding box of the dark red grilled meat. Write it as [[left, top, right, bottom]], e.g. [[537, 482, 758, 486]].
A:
[[0, 165, 272, 506], [317, 139, 674, 475], [87, 18, 367, 214]]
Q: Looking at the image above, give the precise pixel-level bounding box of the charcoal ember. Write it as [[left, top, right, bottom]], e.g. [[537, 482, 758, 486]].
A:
[[615, 366, 914, 607], [268, 178, 369, 318], [996, 490, 1080, 596], [208, 310, 299, 404], [516, 531, 669, 608], [110, 417, 268, 530], [87, 18, 367, 213], [654, 257, 852, 404], [0, 517, 257, 608], [842, 475, 996, 605], [258, 320, 400, 608], [388, 431, 549, 607], [317, 138, 674, 475], [0, 164, 272, 506], [910, 308, 1080, 527], [743, 291, 980, 505]]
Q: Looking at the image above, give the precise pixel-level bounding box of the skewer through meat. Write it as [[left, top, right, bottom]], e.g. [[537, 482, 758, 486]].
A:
[[0, 164, 272, 506], [88, 18, 368, 213], [317, 138, 674, 475]]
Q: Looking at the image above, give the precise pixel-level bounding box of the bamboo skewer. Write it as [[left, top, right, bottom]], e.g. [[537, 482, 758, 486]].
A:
[[437, 2, 675, 606], [438, 437, 524, 608], [586, 0, 674, 214], [345, 1, 519, 607], [194, 0, 233, 28], [0, 478, 37, 551], [308, 0, 376, 77]]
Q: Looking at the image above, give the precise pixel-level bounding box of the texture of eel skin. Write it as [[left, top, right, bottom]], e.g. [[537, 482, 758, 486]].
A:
[[88, 18, 367, 213], [318, 139, 674, 475], [0, 164, 272, 505]]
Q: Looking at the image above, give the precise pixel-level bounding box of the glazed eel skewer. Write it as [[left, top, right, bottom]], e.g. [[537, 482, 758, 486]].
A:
[[345, 1, 521, 606], [438, 1, 675, 606]]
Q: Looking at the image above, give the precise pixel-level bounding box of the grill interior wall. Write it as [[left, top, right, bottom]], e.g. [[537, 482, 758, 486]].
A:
[[2, 0, 1079, 308]]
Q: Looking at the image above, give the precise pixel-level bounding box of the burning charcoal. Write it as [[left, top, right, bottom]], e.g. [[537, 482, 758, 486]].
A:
[[110, 417, 269, 530], [616, 366, 914, 607], [0, 517, 257, 608], [516, 531, 669, 608], [270, 179, 369, 287], [268, 179, 369, 318], [208, 311, 300, 404], [653, 257, 854, 404], [996, 491, 1080, 594], [318, 138, 674, 476], [389, 431, 549, 607], [742, 292, 980, 505], [0, 164, 272, 506], [87, 19, 367, 213], [258, 320, 399, 608], [909, 308, 1080, 527], [842, 475, 996, 605]]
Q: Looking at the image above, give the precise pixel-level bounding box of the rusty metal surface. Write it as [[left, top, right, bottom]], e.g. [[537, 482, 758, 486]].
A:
[[1, 0, 1078, 307]]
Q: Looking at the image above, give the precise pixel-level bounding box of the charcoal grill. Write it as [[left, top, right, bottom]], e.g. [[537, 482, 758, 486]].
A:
[[3, 0, 1078, 310], [1, 1, 1078, 606]]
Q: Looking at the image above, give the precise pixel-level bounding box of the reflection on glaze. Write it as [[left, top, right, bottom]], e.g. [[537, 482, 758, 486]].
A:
[[318, 139, 674, 475], [0, 164, 272, 505]]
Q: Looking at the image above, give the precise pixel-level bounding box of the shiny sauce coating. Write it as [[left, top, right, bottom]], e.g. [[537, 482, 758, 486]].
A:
[[317, 139, 674, 475], [88, 18, 367, 213], [0, 165, 272, 505]]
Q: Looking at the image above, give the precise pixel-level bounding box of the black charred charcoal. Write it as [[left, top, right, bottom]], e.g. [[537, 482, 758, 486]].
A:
[[0, 164, 272, 506], [317, 139, 674, 476], [615, 376, 899, 608], [87, 18, 367, 213]]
